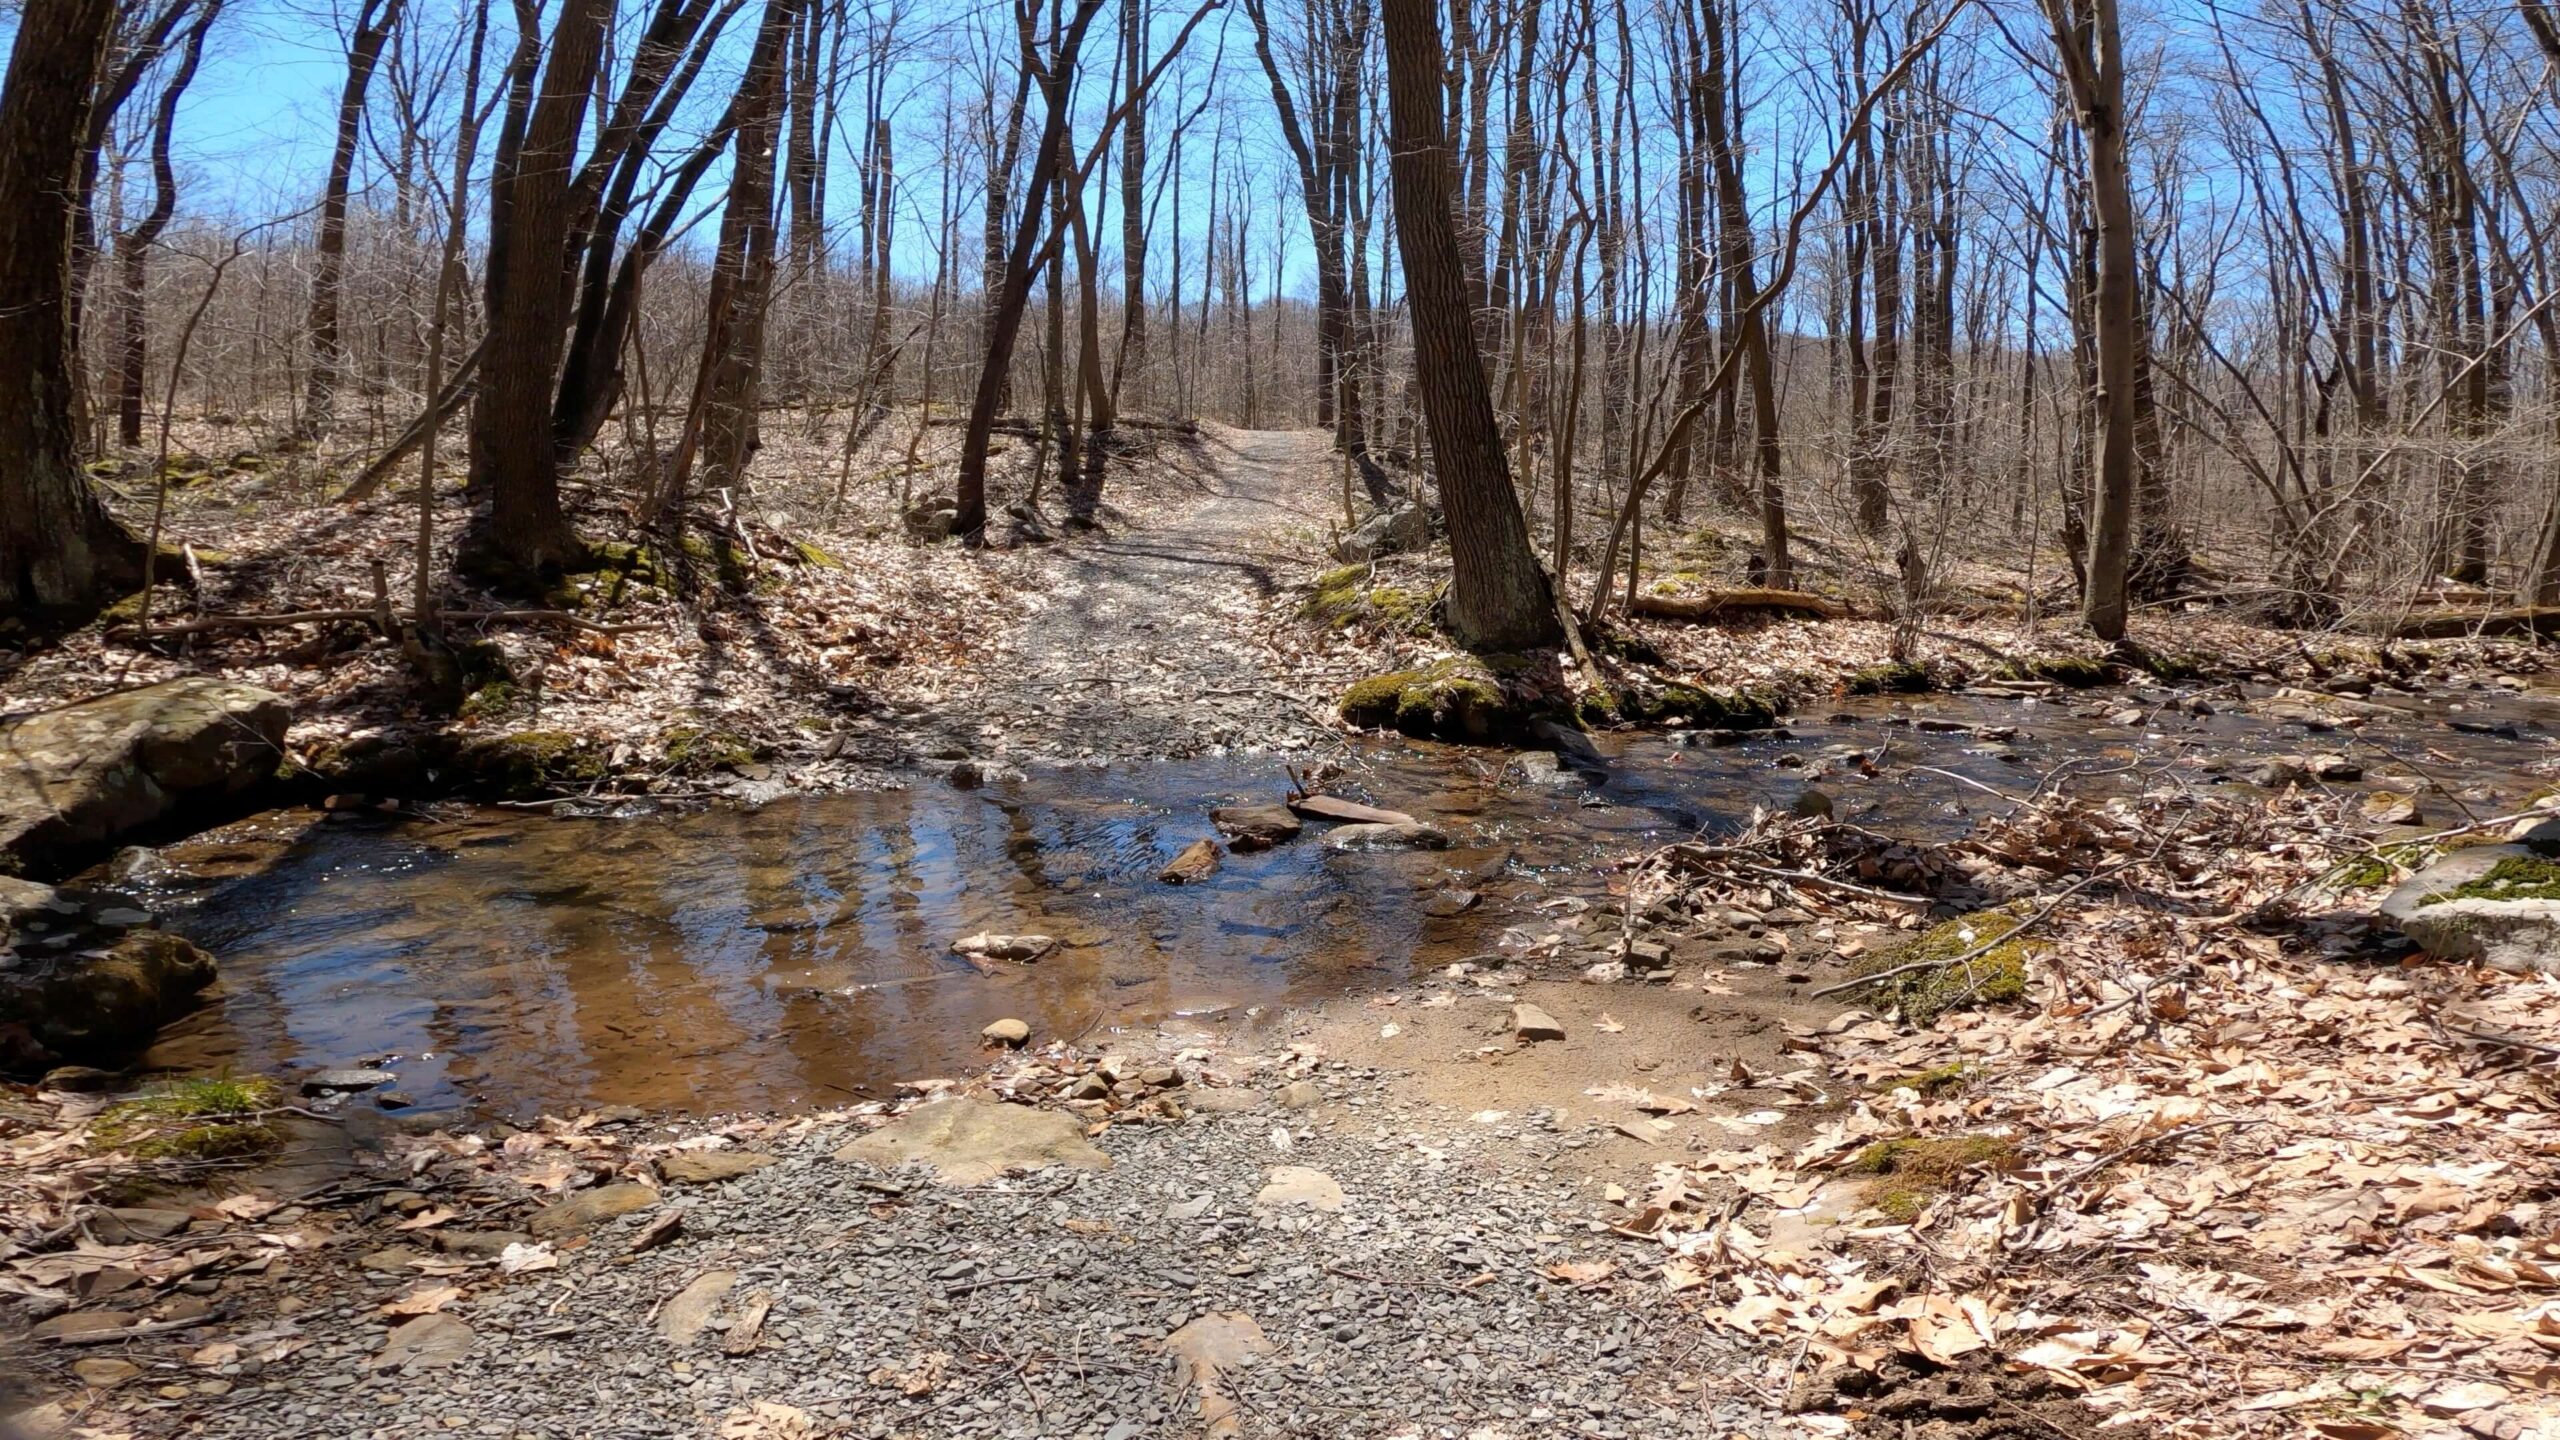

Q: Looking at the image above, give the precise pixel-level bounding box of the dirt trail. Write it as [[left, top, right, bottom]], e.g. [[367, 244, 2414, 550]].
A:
[[967, 427, 1348, 764]]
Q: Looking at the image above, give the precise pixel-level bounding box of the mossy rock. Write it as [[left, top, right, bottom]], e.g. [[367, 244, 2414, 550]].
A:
[[21, 930, 217, 1064], [1302, 565, 1438, 635], [1849, 1133, 2018, 1222], [1842, 908, 2042, 1025], [1621, 680, 1780, 729], [660, 724, 766, 775], [790, 540, 844, 569], [2415, 854, 2560, 906], [450, 730, 608, 798], [1996, 654, 2113, 688], [1847, 660, 1941, 696], [1341, 656, 1546, 742]]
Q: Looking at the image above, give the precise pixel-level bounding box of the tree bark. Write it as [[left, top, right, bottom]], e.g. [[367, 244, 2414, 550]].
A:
[[460, 0, 615, 584], [0, 0, 148, 624], [1380, 0, 1558, 653], [2041, 0, 2140, 642], [298, 0, 405, 440]]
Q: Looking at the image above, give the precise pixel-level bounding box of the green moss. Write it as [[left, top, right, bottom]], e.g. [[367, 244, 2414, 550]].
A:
[[1844, 909, 2041, 1025], [791, 540, 844, 569], [2417, 854, 2560, 906], [1851, 1134, 2017, 1221], [1302, 565, 1437, 634], [135, 1121, 282, 1161], [458, 680, 519, 722], [96, 1077, 280, 1158], [95, 590, 155, 628], [1339, 656, 1529, 741], [2334, 841, 2431, 888], [1577, 685, 1623, 724], [453, 730, 608, 796], [1847, 661, 1939, 695], [660, 724, 765, 774], [1869, 1061, 1972, 1096]]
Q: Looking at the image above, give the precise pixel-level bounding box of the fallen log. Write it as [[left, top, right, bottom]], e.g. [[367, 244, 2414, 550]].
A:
[[108, 608, 658, 639], [2381, 606, 2560, 640], [1630, 588, 1848, 623]]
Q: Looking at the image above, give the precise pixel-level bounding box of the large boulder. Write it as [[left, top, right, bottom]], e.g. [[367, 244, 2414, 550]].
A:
[[0, 678, 289, 878], [1330, 505, 1430, 563], [2382, 843, 2560, 975], [1339, 656, 1554, 743]]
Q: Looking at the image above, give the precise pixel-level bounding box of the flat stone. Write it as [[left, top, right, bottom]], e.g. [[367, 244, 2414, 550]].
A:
[[1255, 1165, 1345, 1212], [1159, 838, 1223, 885], [1513, 1004, 1568, 1043], [32, 1310, 136, 1340], [2362, 791, 2421, 826], [1286, 794, 1417, 827], [1209, 804, 1302, 851], [72, 1358, 141, 1387], [658, 1270, 736, 1346], [40, 1064, 123, 1092], [1187, 1088, 1265, 1114], [358, 1245, 427, 1273], [372, 1314, 474, 1372], [2309, 754, 2363, 781], [99, 1206, 191, 1241], [947, 932, 1058, 963], [658, 1151, 776, 1185], [832, 1097, 1110, 1185], [301, 1068, 395, 1094], [1420, 888, 1480, 917], [1323, 821, 1450, 852], [526, 1182, 658, 1237], [1275, 1080, 1322, 1110], [982, 1017, 1031, 1048]]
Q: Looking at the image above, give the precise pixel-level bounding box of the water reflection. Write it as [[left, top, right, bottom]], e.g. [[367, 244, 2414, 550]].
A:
[[131, 686, 2556, 1119]]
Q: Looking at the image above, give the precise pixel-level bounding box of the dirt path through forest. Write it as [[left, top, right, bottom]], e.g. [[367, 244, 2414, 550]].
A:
[[966, 427, 1348, 764]]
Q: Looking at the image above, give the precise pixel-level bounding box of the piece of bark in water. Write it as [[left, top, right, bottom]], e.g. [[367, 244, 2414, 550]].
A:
[[1287, 795, 1418, 827], [1630, 589, 1846, 622]]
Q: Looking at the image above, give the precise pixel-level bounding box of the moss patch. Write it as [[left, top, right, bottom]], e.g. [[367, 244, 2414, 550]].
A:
[[1869, 1061, 1973, 1097], [1340, 656, 1536, 742], [1302, 565, 1438, 635], [451, 730, 607, 797], [2417, 854, 2560, 906], [1850, 1133, 2018, 1222], [96, 1076, 281, 1162], [1847, 660, 1940, 695], [1623, 680, 1780, 729], [660, 724, 766, 775], [1844, 909, 2041, 1025]]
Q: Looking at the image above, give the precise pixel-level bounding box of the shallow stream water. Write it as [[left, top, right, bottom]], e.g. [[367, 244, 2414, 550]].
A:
[[114, 683, 2559, 1119]]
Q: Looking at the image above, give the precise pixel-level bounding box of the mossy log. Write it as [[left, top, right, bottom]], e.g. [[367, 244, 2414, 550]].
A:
[[1629, 589, 1847, 623]]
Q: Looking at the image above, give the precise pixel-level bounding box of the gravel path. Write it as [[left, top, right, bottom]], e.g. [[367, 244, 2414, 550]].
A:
[[909, 428, 1346, 767], [160, 1067, 1779, 1440]]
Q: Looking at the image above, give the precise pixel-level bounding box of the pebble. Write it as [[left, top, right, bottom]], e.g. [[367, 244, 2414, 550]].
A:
[[981, 1018, 1031, 1048]]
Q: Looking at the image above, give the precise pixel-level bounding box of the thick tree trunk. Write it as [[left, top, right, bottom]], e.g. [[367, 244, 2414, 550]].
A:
[[1380, 0, 1558, 653], [0, 0, 148, 624], [460, 0, 614, 585]]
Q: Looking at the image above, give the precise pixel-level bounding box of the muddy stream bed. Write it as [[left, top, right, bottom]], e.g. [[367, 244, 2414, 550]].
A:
[[100, 682, 2560, 1120]]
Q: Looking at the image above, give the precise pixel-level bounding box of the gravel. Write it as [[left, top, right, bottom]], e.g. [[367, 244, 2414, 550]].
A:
[[145, 1072, 1787, 1440]]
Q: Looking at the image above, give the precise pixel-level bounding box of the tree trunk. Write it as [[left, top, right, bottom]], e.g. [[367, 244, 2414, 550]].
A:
[[2043, 0, 2139, 642], [460, 0, 614, 585], [0, 0, 148, 624], [1380, 0, 1558, 653], [115, 1, 220, 449], [299, 0, 406, 440]]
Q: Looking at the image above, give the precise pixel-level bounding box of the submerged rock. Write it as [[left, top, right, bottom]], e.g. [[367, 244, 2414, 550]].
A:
[[1323, 821, 1451, 852], [2, 928, 217, 1067], [1210, 804, 1302, 851], [948, 932, 1058, 964], [0, 677, 290, 879], [1160, 838, 1223, 884]]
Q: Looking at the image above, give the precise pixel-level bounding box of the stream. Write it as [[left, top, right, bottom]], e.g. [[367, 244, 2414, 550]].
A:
[[108, 682, 2560, 1120]]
